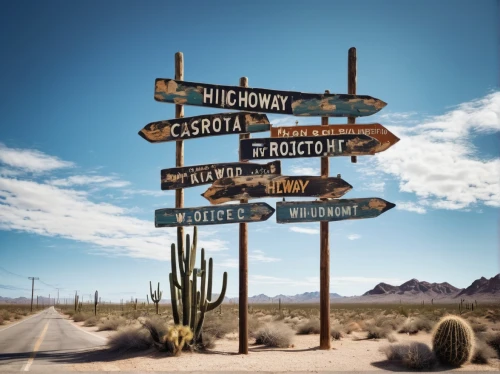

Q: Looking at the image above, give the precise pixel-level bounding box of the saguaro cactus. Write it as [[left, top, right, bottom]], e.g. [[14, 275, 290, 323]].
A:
[[432, 315, 474, 367], [94, 290, 98, 316], [169, 226, 227, 343], [150, 281, 162, 314]]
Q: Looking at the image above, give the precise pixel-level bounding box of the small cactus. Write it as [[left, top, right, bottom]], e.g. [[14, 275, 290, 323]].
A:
[[432, 315, 474, 367], [165, 325, 193, 356]]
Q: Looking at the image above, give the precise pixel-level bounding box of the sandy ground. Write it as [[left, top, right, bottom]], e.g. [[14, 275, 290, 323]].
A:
[[58, 313, 500, 372]]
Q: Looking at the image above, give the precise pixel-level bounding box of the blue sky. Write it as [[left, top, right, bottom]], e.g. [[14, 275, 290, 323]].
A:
[[0, 0, 498, 302]]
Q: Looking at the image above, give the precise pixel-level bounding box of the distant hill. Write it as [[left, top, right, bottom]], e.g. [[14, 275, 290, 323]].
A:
[[363, 278, 460, 297], [457, 274, 500, 297], [227, 291, 342, 304]]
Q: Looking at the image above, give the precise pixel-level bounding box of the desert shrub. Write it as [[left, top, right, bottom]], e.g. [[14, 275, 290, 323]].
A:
[[14, 314, 22, 320], [366, 325, 391, 340], [471, 322, 488, 333], [344, 321, 362, 334], [289, 309, 308, 319], [194, 331, 216, 351], [65, 310, 75, 317], [330, 325, 343, 340], [296, 318, 320, 335], [164, 325, 193, 356], [485, 332, 500, 356], [0, 317, 4, 325], [254, 322, 294, 348], [140, 317, 169, 346], [0, 310, 10, 320], [202, 313, 238, 338], [283, 316, 302, 329], [97, 316, 127, 331], [398, 317, 434, 334], [248, 316, 264, 338], [83, 316, 98, 327], [382, 342, 436, 370], [107, 326, 152, 352], [471, 340, 497, 364], [73, 312, 91, 322]]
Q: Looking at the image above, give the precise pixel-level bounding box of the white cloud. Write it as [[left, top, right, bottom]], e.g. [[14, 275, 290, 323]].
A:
[[368, 92, 500, 210], [0, 143, 74, 172], [0, 146, 227, 260], [218, 258, 238, 268], [347, 234, 361, 240], [123, 189, 172, 197], [359, 181, 385, 192], [289, 226, 319, 235], [249, 249, 280, 263], [49, 175, 130, 188], [396, 201, 427, 214]]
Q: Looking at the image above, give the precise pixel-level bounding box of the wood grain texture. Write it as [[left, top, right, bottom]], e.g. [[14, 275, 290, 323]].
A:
[[174, 52, 184, 254], [155, 203, 275, 227], [270, 123, 399, 153], [276, 198, 396, 223], [202, 175, 352, 204], [154, 79, 386, 117], [139, 112, 270, 143], [161, 161, 281, 190], [240, 134, 381, 161], [348, 47, 358, 163]]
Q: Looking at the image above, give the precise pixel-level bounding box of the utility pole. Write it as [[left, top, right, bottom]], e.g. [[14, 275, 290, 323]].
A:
[[28, 277, 39, 312]]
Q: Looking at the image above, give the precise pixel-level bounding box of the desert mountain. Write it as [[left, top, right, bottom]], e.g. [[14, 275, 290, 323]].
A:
[[363, 278, 461, 296], [227, 291, 342, 304], [457, 274, 500, 297]]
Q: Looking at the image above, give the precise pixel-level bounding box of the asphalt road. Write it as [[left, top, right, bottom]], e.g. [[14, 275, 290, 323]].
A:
[[0, 306, 106, 371]]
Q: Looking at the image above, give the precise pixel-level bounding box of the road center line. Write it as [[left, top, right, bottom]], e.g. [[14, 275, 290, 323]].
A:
[[21, 320, 50, 372]]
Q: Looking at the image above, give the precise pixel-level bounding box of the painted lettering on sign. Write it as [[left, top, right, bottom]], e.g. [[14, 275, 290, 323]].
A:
[[161, 161, 281, 190], [276, 198, 395, 223], [240, 134, 380, 160], [267, 179, 309, 194], [139, 112, 270, 143], [154, 79, 387, 117], [155, 203, 275, 227]]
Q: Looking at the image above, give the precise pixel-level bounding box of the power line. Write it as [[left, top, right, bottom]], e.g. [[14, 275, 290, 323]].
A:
[[0, 266, 27, 278]]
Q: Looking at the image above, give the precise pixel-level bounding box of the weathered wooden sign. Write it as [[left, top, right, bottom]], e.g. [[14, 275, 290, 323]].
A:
[[240, 134, 383, 161], [202, 175, 352, 204], [276, 198, 395, 223], [154, 79, 386, 117], [161, 161, 281, 190], [139, 112, 270, 143], [271, 123, 399, 152], [155, 203, 275, 227]]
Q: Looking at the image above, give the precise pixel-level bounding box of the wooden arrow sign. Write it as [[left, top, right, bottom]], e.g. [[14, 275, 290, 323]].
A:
[[276, 198, 395, 223], [154, 79, 386, 117], [240, 134, 383, 161], [202, 175, 352, 204], [161, 161, 281, 190], [155, 203, 275, 227], [139, 112, 270, 143], [271, 123, 399, 152]]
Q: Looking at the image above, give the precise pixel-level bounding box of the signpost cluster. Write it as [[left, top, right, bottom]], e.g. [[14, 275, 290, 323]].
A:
[[140, 49, 399, 353]]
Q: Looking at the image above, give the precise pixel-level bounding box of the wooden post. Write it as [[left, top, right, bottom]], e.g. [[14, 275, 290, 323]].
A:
[[239, 76, 249, 355], [348, 48, 357, 163], [319, 90, 331, 350], [175, 52, 185, 253]]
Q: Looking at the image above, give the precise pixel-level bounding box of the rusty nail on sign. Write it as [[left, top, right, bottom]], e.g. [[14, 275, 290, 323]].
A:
[[161, 161, 281, 190], [240, 134, 383, 161], [139, 112, 270, 143], [276, 198, 395, 223], [155, 203, 275, 227], [202, 175, 352, 205], [154, 79, 386, 117]]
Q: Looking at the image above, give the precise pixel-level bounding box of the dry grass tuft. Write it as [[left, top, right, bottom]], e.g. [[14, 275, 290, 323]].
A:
[[382, 342, 436, 370], [485, 332, 500, 356], [471, 340, 497, 364], [254, 322, 294, 348], [296, 318, 320, 335], [107, 326, 152, 352], [248, 315, 264, 338], [83, 316, 99, 327], [330, 325, 343, 340], [202, 313, 238, 339], [366, 325, 391, 340], [97, 316, 127, 331], [398, 316, 433, 334], [72, 312, 92, 322]]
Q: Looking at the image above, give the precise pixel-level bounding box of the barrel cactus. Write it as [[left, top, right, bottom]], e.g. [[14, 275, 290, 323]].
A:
[[432, 315, 474, 367]]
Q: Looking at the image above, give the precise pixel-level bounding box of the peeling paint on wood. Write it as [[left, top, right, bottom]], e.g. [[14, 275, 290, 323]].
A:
[[270, 123, 399, 153], [139, 112, 270, 143], [154, 79, 386, 118], [155, 203, 275, 227], [202, 175, 352, 204], [276, 198, 395, 223], [161, 161, 281, 190], [240, 134, 381, 161]]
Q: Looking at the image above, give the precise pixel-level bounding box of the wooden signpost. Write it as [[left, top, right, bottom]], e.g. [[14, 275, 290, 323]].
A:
[[270, 123, 399, 152], [161, 161, 281, 190], [202, 175, 352, 204], [276, 198, 395, 223], [139, 112, 270, 143], [240, 134, 388, 161], [154, 79, 386, 117], [155, 203, 275, 227]]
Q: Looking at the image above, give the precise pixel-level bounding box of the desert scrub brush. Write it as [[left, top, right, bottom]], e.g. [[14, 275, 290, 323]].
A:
[[432, 315, 474, 367]]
